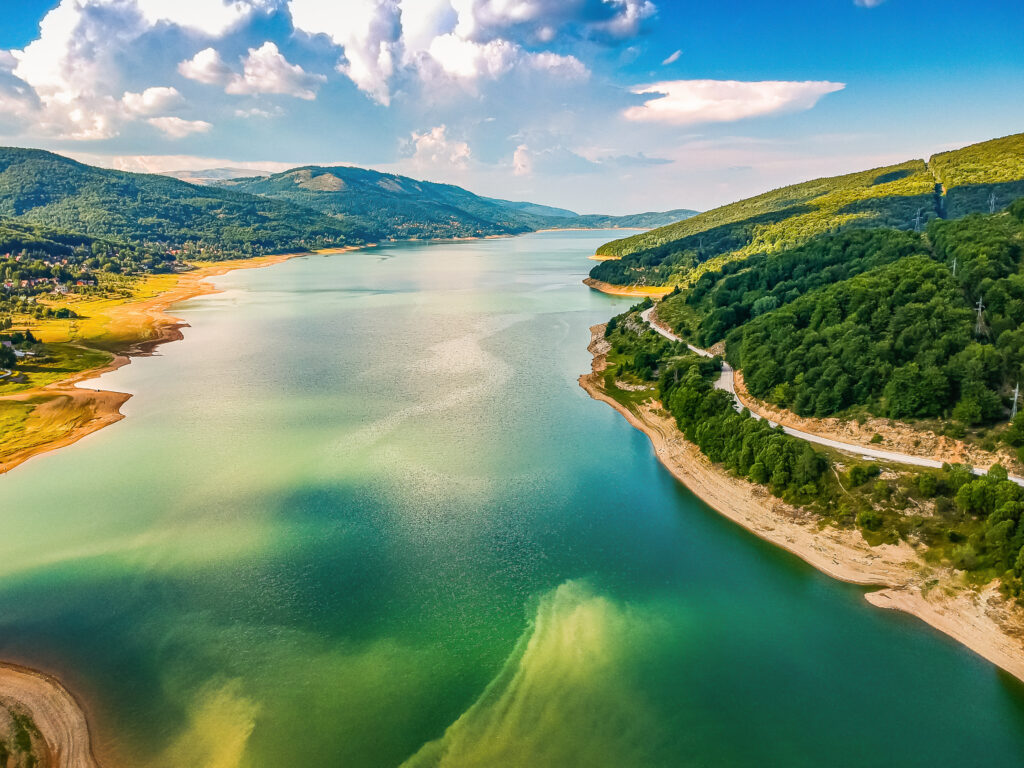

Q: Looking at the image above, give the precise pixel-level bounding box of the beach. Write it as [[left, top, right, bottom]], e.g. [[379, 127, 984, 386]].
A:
[[579, 323, 1024, 685], [0, 251, 315, 477], [582, 277, 672, 298], [0, 664, 100, 768]]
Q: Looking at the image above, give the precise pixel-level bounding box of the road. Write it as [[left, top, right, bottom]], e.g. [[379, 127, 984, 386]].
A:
[[639, 306, 1024, 485]]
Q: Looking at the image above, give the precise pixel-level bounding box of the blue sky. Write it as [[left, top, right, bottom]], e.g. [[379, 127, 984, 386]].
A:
[[0, 0, 1021, 213]]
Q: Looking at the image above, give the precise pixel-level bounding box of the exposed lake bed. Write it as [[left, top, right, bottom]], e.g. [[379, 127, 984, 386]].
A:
[[2, 231, 1023, 767]]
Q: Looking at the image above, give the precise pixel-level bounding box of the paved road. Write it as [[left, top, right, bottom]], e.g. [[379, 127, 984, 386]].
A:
[[639, 306, 1024, 484]]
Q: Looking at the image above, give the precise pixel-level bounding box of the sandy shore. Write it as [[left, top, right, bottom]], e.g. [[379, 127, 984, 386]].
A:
[[583, 277, 672, 298], [0, 664, 100, 768], [0, 252, 307, 476], [580, 323, 1024, 684]]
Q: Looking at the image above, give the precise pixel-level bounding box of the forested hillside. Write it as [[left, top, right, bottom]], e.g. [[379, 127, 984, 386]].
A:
[[0, 148, 356, 257], [931, 133, 1024, 217], [592, 132, 1024, 289], [221, 166, 695, 239], [652, 201, 1024, 427]]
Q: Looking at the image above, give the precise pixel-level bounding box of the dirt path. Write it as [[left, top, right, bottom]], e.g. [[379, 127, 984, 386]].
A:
[[580, 323, 1024, 684], [639, 305, 1024, 485]]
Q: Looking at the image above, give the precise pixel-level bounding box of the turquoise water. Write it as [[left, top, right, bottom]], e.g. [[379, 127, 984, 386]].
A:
[[0, 231, 1022, 767]]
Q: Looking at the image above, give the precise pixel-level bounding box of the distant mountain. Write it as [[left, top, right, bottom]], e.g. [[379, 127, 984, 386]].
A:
[[574, 210, 697, 229], [0, 148, 354, 255], [163, 167, 273, 185], [221, 166, 695, 240], [0, 148, 695, 259], [592, 132, 1024, 287]]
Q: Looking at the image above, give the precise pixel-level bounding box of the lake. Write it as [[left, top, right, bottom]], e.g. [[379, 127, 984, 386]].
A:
[[0, 231, 1022, 767]]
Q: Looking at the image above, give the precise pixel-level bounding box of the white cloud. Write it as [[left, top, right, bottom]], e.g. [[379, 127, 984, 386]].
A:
[[661, 49, 681, 66], [289, 0, 402, 105], [513, 144, 532, 176], [623, 80, 845, 126], [225, 42, 326, 99], [234, 106, 284, 118], [427, 35, 519, 79], [287, 0, 625, 103], [0, 0, 275, 141], [405, 124, 472, 168], [64, 151, 298, 175], [854, 0, 886, 6], [134, 0, 271, 36], [122, 86, 183, 116], [148, 116, 213, 138], [178, 48, 234, 85]]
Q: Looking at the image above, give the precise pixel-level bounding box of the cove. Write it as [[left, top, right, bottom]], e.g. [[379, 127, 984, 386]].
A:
[[0, 231, 1022, 767]]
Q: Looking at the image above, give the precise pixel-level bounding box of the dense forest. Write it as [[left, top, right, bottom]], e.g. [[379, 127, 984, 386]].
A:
[[596, 136, 1024, 599], [0, 148, 358, 256], [221, 166, 694, 239], [686, 204, 1024, 426], [592, 132, 1024, 288], [602, 301, 1024, 598]]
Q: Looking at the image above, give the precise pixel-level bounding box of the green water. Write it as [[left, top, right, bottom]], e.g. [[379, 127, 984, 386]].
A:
[[0, 231, 1022, 767]]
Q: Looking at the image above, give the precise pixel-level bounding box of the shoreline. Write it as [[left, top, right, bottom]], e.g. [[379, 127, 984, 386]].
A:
[[579, 323, 1024, 684], [0, 662, 101, 768], [0, 251, 315, 477], [583, 277, 672, 298]]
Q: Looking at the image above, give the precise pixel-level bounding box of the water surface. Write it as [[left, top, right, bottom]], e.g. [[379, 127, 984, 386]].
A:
[[0, 231, 1022, 767]]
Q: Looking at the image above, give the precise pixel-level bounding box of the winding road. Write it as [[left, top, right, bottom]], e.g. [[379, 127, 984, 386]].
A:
[[639, 306, 1024, 486]]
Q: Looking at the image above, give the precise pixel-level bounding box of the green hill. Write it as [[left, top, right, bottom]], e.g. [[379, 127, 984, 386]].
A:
[[220, 166, 695, 239], [930, 133, 1024, 217], [0, 148, 357, 257], [592, 132, 1024, 288]]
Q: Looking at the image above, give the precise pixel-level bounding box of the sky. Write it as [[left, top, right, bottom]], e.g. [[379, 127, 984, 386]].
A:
[[0, 0, 1021, 214]]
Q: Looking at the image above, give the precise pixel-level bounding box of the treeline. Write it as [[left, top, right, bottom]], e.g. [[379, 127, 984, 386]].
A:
[[591, 132, 1024, 290], [662, 359, 830, 503], [0, 148, 355, 259], [603, 303, 1024, 596], [722, 204, 1024, 424], [683, 228, 925, 346]]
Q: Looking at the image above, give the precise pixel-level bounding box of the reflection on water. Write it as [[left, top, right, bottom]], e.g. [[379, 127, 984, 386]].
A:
[[0, 232, 1021, 767]]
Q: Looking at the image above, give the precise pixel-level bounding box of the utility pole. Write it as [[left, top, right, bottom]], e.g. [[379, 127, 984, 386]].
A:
[[1013, 381, 1020, 421], [913, 209, 924, 232], [990, 192, 997, 214], [951, 257, 957, 278], [975, 297, 987, 338]]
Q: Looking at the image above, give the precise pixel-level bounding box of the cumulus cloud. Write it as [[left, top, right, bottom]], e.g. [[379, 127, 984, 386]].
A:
[[288, 0, 402, 104], [147, 116, 213, 138], [134, 0, 271, 36], [179, 44, 325, 99], [288, 0, 635, 103], [511, 143, 598, 176], [404, 125, 472, 168], [122, 86, 184, 116], [0, 0, 282, 140], [623, 79, 845, 126], [178, 48, 234, 85], [224, 42, 326, 99]]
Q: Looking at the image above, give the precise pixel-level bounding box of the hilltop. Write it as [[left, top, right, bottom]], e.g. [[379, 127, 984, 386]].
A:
[[220, 165, 695, 240], [0, 148, 356, 257], [591, 132, 1024, 288]]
